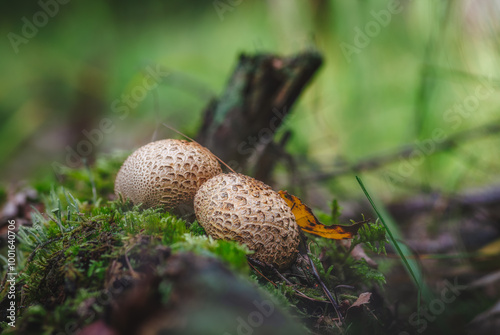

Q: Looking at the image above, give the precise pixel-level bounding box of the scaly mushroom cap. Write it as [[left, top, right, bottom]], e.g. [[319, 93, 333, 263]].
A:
[[115, 139, 222, 213], [194, 173, 300, 270]]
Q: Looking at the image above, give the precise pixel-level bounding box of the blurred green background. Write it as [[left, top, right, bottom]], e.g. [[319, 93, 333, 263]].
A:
[[1, 0, 499, 205]]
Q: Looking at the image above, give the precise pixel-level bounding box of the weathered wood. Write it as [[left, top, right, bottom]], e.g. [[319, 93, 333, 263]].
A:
[[197, 52, 322, 182]]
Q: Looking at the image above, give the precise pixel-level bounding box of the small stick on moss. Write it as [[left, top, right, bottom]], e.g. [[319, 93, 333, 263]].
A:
[[83, 158, 97, 204], [304, 247, 345, 325]]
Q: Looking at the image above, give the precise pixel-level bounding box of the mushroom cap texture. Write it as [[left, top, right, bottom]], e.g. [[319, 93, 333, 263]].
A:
[[194, 173, 300, 270], [115, 139, 222, 212]]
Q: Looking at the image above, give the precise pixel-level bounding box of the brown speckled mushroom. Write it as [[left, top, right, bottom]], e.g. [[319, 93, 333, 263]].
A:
[[194, 173, 300, 270], [115, 139, 222, 213]]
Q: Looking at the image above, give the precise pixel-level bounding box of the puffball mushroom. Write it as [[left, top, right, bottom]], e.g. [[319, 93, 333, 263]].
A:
[[115, 139, 222, 213], [194, 173, 300, 270]]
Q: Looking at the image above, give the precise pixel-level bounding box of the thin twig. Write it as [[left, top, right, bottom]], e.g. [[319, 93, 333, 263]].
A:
[[248, 259, 277, 287], [305, 250, 345, 324], [307, 121, 500, 182]]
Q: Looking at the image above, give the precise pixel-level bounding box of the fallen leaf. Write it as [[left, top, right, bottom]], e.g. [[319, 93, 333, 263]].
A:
[[279, 190, 366, 239], [350, 292, 372, 308]]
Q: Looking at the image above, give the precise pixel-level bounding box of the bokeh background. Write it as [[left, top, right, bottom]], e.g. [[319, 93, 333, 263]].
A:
[[1, 1, 499, 201], [2, 0, 500, 333]]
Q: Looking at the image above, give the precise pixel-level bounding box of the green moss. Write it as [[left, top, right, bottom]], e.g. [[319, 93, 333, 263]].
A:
[[306, 205, 388, 289], [33, 153, 129, 204], [5, 289, 104, 335], [171, 234, 251, 274], [0, 155, 392, 334]]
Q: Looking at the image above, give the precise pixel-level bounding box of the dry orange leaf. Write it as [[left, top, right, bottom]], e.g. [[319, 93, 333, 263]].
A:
[[279, 190, 365, 240]]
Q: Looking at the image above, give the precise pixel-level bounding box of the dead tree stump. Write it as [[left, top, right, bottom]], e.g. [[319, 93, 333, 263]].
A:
[[197, 52, 322, 184]]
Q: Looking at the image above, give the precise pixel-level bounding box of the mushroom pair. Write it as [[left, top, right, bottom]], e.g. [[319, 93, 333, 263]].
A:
[[115, 139, 300, 269]]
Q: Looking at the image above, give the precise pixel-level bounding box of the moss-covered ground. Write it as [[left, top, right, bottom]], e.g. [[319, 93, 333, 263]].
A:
[[0, 155, 393, 334]]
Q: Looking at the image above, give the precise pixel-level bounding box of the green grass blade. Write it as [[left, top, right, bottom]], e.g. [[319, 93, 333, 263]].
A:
[[356, 176, 433, 303]]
